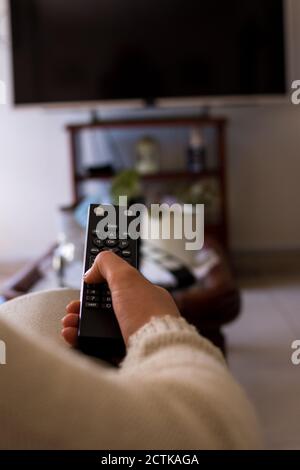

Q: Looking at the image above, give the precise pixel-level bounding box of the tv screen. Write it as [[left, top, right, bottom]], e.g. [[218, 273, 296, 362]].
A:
[[10, 0, 286, 105]]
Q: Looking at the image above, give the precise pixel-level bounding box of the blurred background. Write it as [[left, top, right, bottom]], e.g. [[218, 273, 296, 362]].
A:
[[0, 0, 300, 449]]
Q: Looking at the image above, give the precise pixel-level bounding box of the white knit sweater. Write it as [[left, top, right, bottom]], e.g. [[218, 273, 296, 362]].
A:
[[0, 289, 261, 449]]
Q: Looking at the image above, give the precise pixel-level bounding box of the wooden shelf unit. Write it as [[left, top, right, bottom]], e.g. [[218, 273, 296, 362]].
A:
[[66, 115, 228, 248]]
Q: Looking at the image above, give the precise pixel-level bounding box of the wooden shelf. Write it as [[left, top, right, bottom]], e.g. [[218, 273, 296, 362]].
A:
[[66, 114, 229, 249], [76, 170, 220, 182]]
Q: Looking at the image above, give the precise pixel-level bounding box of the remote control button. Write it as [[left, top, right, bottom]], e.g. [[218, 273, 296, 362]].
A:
[[105, 239, 117, 248], [90, 247, 100, 255], [119, 240, 129, 249], [94, 206, 106, 217], [101, 291, 111, 298], [86, 296, 100, 302], [85, 302, 100, 309], [93, 238, 104, 248], [120, 231, 129, 239], [86, 289, 98, 295], [101, 303, 112, 309], [107, 231, 118, 240], [93, 230, 107, 239], [122, 250, 132, 258]]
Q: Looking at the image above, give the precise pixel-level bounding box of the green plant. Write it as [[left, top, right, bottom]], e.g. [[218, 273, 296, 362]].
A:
[[111, 169, 142, 204]]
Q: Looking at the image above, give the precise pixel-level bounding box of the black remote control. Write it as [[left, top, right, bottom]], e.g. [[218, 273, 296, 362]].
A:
[[78, 204, 139, 362]]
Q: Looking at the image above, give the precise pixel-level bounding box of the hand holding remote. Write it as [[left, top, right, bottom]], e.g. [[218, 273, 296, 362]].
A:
[[62, 251, 180, 347]]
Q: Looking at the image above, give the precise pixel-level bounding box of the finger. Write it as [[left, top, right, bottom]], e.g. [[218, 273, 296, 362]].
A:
[[84, 251, 133, 285], [61, 313, 79, 328], [66, 300, 80, 314], [62, 327, 78, 347]]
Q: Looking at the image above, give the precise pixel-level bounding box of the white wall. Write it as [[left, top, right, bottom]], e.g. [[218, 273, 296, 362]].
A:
[[0, 0, 90, 260], [1, 0, 300, 261], [225, 104, 300, 250], [223, 0, 300, 251]]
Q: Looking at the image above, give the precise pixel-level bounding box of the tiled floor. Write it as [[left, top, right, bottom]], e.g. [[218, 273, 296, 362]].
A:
[[225, 277, 300, 450]]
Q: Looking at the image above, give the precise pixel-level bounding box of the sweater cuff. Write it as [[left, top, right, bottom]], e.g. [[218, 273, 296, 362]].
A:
[[121, 315, 225, 371]]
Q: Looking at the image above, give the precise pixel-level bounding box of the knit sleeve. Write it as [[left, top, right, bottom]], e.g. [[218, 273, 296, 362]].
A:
[[119, 315, 262, 450], [0, 290, 262, 450], [121, 315, 226, 371]]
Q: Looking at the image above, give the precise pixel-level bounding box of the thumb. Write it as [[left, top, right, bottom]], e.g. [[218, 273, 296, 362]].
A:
[[83, 251, 130, 285]]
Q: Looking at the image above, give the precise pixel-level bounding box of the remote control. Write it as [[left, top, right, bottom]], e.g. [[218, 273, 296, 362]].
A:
[[78, 204, 139, 362]]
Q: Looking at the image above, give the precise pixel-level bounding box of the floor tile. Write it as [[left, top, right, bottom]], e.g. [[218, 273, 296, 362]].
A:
[[225, 278, 300, 449]]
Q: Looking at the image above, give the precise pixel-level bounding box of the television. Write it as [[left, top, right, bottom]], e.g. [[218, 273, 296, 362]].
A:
[[9, 0, 287, 106]]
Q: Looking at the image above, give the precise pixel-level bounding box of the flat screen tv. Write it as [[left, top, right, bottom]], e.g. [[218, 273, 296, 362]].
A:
[[9, 0, 287, 106]]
